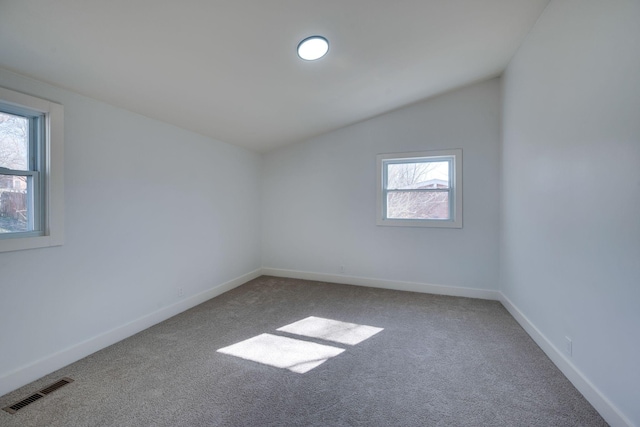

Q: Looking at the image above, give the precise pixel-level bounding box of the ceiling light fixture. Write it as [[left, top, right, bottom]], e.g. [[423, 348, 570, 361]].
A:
[[297, 36, 329, 61]]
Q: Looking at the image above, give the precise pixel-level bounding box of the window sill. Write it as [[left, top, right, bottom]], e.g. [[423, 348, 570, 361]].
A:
[[376, 218, 462, 228]]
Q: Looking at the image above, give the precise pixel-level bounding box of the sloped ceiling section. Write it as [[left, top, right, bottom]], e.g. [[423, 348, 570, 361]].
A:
[[0, 0, 549, 152]]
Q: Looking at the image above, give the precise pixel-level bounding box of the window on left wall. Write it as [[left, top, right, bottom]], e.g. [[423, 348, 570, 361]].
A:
[[0, 87, 64, 253]]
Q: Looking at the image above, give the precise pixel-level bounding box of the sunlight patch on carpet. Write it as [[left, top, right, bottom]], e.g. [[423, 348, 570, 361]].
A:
[[277, 316, 384, 345], [217, 333, 345, 373]]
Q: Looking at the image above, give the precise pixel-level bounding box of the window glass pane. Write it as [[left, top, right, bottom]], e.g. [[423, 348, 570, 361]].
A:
[[0, 112, 29, 170], [0, 175, 30, 233], [387, 191, 449, 220], [386, 161, 449, 190]]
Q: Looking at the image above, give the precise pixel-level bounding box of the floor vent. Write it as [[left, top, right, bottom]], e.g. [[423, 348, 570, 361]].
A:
[[2, 377, 73, 414], [39, 378, 73, 395]]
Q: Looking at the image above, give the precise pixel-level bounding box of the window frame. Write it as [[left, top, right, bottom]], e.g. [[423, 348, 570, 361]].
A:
[[376, 149, 462, 228], [0, 86, 64, 252]]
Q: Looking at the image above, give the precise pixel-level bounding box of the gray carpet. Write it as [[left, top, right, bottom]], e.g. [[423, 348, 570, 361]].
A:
[[0, 276, 607, 426]]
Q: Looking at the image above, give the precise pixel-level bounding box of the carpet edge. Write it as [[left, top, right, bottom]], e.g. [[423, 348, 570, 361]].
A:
[[261, 267, 500, 300], [499, 293, 633, 427], [0, 268, 262, 398]]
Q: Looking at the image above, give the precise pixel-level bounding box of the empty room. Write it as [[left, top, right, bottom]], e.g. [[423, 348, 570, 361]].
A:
[[0, 1, 638, 426]]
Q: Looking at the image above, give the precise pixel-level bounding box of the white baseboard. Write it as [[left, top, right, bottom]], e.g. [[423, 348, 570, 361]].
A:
[[261, 267, 500, 300], [263, 268, 632, 426], [0, 268, 262, 397], [4, 269, 629, 427], [499, 294, 633, 427]]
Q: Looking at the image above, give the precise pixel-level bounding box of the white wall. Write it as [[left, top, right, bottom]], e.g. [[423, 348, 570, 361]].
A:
[[4, 2, 637, 422], [0, 69, 262, 395], [501, 1, 640, 425], [263, 79, 501, 293]]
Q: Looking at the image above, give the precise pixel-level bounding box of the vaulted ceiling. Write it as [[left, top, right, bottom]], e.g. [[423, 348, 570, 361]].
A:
[[0, 1, 549, 152]]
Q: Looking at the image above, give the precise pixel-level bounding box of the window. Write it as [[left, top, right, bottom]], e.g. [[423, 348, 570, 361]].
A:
[[377, 149, 462, 228], [0, 87, 63, 252]]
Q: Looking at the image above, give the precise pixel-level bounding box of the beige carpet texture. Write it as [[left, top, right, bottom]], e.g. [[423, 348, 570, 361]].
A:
[[0, 276, 607, 426]]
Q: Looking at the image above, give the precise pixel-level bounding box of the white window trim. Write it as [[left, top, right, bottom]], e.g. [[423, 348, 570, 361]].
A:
[[0, 87, 64, 252], [376, 149, 462, 228]]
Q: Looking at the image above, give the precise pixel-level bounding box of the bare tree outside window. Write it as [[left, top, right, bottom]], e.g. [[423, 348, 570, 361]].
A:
[[0, 112, 30, 233], [0, 87, 64, 252], [377, 150, 462, 228], [386, 161, 450, 220]]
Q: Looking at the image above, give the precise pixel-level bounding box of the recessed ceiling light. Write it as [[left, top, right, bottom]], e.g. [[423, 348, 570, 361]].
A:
[[297, 36, 329, 61]]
